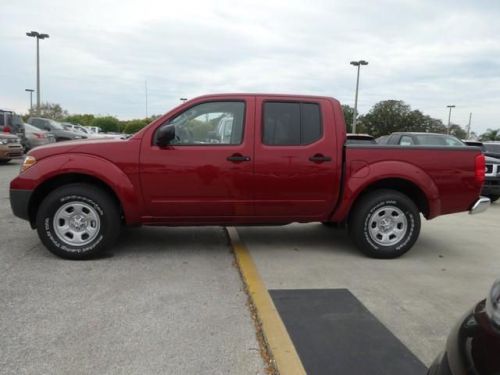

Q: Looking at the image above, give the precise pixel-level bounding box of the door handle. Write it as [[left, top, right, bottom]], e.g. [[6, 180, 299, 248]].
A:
[[309, 154, 332, 163], [227, 154, 251, 162]]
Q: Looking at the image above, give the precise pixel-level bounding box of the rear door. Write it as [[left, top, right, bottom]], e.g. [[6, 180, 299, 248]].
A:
[[253, 97, 342, 220]]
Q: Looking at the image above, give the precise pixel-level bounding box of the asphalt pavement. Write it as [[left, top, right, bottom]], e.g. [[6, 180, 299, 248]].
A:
[[0, 160, 265, 375], [237, 202, 500, 366]]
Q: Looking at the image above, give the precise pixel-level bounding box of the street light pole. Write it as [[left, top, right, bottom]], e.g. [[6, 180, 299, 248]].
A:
[[25, 89, 35, 111], [446, 105, 456, 134], [26, 31, 49, 113], [350, 60, 368, 134]]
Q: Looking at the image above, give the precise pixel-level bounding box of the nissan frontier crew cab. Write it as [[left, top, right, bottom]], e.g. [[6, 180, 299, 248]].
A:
[[9, 94, 490, 260]]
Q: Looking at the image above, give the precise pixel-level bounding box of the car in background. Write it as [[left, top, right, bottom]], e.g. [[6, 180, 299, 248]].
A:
[[27, 117, 86, 142], [1, 109, 26, 138], [22, 123, 56, 152], [483, 142, 500, 159], [379, 132, 465, 146], [428, 279, 500, 375], [463, 140, 500, 202], [346, 133, 376, 144], [0, 132, 23, 163]]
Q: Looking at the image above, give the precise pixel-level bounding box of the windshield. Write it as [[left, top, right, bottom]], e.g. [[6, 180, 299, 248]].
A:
[[24, 123, 41, 132], [484, 143, 500, 153], [49, 120, 64, 130], [415, 134, 464, 146]]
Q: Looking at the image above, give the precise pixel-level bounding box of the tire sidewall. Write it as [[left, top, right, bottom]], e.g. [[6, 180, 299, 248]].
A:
[[36, 185, 119, 259], [362, 198, 417, 254]]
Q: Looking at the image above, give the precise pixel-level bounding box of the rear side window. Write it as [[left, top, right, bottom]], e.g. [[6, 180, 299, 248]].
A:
[[263, 102, 322, 145]]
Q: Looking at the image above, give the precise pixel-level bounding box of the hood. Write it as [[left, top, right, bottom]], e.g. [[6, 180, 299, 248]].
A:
[[28, 137, 126, 160], [0, 132, 20, 140]]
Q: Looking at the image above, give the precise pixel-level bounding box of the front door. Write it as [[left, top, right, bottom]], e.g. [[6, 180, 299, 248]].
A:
[[139, 98, 255, 221]]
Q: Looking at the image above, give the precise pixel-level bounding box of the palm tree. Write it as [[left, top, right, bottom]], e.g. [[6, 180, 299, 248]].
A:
[[480, 128, 500, 141]]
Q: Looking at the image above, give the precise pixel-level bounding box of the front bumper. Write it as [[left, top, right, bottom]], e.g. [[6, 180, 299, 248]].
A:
[[469, 196, 490, 215], [10, 189, 33, 221]]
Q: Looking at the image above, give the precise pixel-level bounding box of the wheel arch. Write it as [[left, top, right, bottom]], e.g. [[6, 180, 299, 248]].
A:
[[28, 173, 123, 228], [331, 174, 441, 223], [350, 178, 429, 218]]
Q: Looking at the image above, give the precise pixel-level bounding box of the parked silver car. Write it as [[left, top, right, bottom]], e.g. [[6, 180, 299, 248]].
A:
[[22, 123, 56, 152]]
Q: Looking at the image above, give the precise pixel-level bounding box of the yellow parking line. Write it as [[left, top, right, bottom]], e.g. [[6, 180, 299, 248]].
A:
[[227, 227, 306, 375]]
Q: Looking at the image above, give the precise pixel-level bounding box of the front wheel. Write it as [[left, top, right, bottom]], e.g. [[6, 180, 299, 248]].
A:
[[36, 183, 121, 259], [348, 189, 421, 259]]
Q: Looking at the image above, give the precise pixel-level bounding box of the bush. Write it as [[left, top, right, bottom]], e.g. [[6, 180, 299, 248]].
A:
[[91, 116, 120, 133], [123, 119, 148, 134]]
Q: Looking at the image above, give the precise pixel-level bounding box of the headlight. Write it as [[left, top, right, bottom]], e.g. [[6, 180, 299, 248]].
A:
[[0, 138, 8, 145], [486, 278, 500, 332], [20, 155, 37, 173]]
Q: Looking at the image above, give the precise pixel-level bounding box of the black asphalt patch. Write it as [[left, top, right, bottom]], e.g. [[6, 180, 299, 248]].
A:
[[270, 289, 427, 375]]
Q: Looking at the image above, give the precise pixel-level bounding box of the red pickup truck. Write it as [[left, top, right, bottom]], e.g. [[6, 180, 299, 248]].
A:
[[9, 94, 489, 260]]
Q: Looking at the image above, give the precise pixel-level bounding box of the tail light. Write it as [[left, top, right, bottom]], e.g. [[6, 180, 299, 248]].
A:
[[34, 133, 46, 139], [475, 153, 485, 185]]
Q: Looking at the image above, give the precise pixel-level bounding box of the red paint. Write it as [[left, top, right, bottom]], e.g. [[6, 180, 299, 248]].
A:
[[10, 94, 483, 226]]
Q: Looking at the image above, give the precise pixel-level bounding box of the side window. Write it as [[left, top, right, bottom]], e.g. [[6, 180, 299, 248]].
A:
[[263, 102, 322, 145], [399, 135, 414, 146], [167, 101, 245, 145]]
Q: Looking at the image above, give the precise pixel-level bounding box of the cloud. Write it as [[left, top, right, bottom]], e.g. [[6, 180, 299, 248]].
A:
[[1, 0, 499, 133]]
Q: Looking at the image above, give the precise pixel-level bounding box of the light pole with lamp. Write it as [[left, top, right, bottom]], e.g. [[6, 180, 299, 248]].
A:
[[25, 89, 35, 111], [447, 105, 456, 134], [350, 60, 368, 134], [26, 31, 49, 113]]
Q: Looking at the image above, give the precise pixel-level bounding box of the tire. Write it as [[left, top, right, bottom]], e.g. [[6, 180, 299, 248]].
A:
[[36, 183, 121, 260], [488, 195, 499, 203], [348, 189, 421, 259], [0, 159, 11, 164]]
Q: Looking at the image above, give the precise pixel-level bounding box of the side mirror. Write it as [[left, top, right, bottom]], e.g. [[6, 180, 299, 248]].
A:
[[155, 124, 175, 147]]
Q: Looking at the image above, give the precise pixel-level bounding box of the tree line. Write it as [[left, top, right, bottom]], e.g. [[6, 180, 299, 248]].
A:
[[23, 101, 500, 141]]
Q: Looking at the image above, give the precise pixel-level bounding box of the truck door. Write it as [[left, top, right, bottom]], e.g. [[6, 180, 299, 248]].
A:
[[253, 97, 342, 220], [139, 97, 255, 220]]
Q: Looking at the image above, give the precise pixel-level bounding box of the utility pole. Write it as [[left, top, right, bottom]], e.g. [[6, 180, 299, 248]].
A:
[[350, 60, 368, 133], [466, 112, 472, 139], [25, 89, 35, 111], [26, 31, 49, 113], [446, 105, 456, 134]]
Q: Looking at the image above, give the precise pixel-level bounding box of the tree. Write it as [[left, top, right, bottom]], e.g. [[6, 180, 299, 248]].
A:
[[448, 124, 467, 140], [342, 105, 355, 132], [28, 102, 68, 120], [359, 100, 413, 137], [480, 128, 500, 141], [64, 114, 95, 126], [91, 116, 120, 133], [358, 100, 462, 138]]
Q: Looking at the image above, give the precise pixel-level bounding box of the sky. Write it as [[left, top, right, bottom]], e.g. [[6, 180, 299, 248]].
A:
[[1, 0, 499, 134]]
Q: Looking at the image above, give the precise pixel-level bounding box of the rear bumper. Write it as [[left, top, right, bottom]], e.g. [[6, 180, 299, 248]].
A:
[[469, 196, 490, 215], [10, 189, 32, 221]]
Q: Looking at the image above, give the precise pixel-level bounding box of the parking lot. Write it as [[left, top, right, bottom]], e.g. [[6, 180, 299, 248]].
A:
[[0, 160, 265, 375], [1, 158, 500, 374]]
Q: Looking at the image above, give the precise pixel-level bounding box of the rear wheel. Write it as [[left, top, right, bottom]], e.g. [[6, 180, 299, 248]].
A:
[[36, 183, 121, 260], [348, 189, 421, 259], [488, 195, 499, 203]]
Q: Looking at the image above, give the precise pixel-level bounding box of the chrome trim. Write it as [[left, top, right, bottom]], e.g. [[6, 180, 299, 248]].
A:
[[469, 196, 490, 215]]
